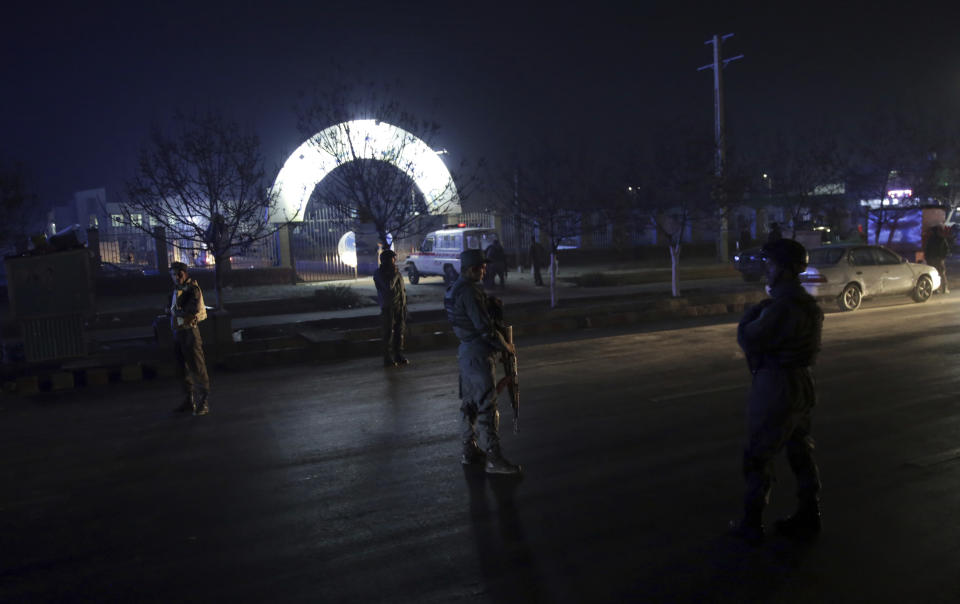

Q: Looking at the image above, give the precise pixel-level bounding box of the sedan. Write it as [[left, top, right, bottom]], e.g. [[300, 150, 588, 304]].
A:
[[800, 244, 941, 311], [733, 247, 766, 281]]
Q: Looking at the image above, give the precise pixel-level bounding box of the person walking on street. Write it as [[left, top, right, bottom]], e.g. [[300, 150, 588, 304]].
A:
[[767, 222, 783, 244], [444, 249, 521, 475], [373, 249, 409, 368], [731, 238, 824, 545], [924, 225, 950, 294], [485, 238, 507, 288], [529, 239, 546, 286], [169, 262, 211, 416]]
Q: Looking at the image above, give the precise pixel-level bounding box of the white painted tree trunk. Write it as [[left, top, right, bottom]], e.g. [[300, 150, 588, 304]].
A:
[[670, 244, 681, 298], [549, 251, 558, 308]]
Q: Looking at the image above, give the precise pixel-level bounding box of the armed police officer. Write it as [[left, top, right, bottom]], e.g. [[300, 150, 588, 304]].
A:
[[373, 249, 409, 368], [445, 249, 521, 475], [169, 261, 211, 416], [731, 238, 823, 545]]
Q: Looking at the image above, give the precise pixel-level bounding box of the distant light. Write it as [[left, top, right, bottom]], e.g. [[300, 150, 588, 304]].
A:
[[457, 222, 466, 227], [627, 186, 633, 192], [887, 188, 912, 198], [762, 173, 768, 178]]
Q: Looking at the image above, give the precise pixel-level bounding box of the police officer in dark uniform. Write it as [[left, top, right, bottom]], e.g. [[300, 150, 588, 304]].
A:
[[731, 238, 823, 544], [445, 249, 521, 475], [169, 261, 211, 416], [373, 249, 408, 368]]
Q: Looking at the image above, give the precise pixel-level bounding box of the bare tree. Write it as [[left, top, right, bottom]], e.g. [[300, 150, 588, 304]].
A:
[[496, 150, 603, 307], [296, 79, 472, 264], [122, 111, 291, 309], [846, 111, 930, 245], [0, 160, 41, 252], [758, 133, 848, 237], [625, 132, 716, 297]]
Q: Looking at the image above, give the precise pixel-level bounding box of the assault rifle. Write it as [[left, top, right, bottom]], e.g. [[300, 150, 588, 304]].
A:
[[488, 297, 520, 433]]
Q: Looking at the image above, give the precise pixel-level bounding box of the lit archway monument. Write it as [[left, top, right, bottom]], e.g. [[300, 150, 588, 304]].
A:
[[269, 119, 461, 224]]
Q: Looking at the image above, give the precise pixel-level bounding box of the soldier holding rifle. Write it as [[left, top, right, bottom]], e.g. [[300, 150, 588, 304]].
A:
[[444, 249, 521, 475]]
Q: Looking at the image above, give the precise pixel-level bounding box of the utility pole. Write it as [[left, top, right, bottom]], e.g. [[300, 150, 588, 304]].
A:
[[698, 33, 743, 263]]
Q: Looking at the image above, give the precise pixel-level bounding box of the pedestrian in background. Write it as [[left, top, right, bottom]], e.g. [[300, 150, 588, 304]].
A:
[[169, 261, 211, 416], [529, 238, 546, 286], [485, 238, 507, 288], [444, 249, 521, 475], [374, 249, 409, 368], [924, 225, 950, 294], [767, 222, 783, 243], [731, 238, 824, 545]]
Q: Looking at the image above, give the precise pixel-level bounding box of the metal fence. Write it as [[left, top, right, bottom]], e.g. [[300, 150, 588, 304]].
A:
[[98, 225, 158, 267], [290, 206, 357, 282]]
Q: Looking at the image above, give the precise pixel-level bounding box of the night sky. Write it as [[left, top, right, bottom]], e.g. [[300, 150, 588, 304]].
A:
[[3, 1, 959, 207]]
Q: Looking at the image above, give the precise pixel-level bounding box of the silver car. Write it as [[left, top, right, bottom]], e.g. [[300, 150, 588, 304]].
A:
[[800, 244, 941, 311]]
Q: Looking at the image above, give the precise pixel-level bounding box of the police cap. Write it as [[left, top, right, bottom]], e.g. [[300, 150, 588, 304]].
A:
[[460, 249, 489, 269], [762, 238, 808, 273]]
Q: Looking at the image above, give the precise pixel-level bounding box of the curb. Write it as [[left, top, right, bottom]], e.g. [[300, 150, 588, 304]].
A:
[[0, 290, 766, 396]]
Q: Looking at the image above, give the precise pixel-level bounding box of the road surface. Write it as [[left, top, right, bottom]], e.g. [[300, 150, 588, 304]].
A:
[[2, 292, 959, 602]]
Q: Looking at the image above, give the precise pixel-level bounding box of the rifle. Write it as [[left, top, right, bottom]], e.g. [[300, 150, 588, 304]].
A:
[[488, 296, 520, 433], [499, 325, 520, 433]]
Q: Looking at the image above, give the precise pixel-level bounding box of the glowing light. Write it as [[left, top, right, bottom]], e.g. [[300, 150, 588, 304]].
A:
[[336, 230, 393, 268], [270, 120, 461, 223], [338, 231, 357, 268]]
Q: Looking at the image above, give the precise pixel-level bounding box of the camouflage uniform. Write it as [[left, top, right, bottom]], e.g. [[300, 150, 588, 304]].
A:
[[444, 274, 511, 455], [737, 280, 823, 527], [170, 278, 210, 411], [373, 263, 407, 365]]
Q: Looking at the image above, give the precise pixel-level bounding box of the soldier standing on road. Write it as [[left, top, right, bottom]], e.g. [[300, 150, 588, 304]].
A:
[[374, 249, 409, 368], [445, 249, 521, 475], [529, 239, 546, 286], [169, 261, 211, 416], [731, 238, 824, 545], [924, 225, 950, 294]]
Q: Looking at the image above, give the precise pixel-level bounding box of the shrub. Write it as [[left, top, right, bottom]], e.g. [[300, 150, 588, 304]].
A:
[[313, 285, 364, 310]]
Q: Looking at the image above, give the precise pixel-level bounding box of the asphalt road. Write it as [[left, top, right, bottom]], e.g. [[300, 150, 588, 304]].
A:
[[2, 292, 960, 603]]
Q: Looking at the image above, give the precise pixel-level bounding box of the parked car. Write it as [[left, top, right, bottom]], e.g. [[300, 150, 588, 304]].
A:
[[404, 226, 499, 284], [800, 244, 941, 311], [733, 247, 767, 281]]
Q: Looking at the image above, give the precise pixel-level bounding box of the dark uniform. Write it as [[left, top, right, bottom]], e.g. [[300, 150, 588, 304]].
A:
[[170, 267, 210, 416], [734, 238, 823, 543], [485, 240, 507, 288], [529, 241, 546, 286], [373, 250, 408, 367], [445, 249, 520, 474]]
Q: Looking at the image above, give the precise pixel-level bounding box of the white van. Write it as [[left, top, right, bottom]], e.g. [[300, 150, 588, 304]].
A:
[[404, 226, 498, 284]]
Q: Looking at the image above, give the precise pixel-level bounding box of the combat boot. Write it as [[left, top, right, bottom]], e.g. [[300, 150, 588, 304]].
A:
[[485, 447, 522, 475], [175, 394, 195, 414], [394, 355, 410, 366], [383, 357, 398, 368], [194, 394, 210, 416], [728, 511, 765, 546], [774, 502, 821, 540], [461, 440, 486, 465]]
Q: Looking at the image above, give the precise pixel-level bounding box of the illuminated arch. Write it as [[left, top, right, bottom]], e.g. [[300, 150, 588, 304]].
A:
[[269, 119, 460, 222]]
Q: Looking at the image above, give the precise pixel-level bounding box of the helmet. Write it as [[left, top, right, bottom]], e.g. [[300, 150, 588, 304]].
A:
[[762, 238, 808, 273], [460, 249, 489, 269]]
